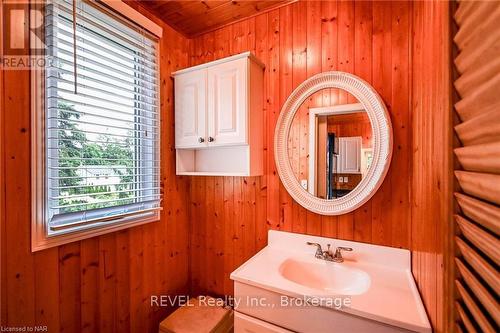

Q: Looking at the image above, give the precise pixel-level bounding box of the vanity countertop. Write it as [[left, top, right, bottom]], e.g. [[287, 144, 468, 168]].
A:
[[230, 230, 431, 333]]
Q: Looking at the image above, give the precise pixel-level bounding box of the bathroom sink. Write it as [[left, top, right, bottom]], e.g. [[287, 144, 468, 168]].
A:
[[231, 230, 432, 333], [278, 258, 371, 295]]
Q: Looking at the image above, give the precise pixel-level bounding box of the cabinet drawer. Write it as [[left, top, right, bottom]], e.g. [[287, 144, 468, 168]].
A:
[[235, 312, 293, 333]]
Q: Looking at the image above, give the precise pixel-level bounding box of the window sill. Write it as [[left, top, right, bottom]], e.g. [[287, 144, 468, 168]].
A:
[[31, 212, 160, 252]]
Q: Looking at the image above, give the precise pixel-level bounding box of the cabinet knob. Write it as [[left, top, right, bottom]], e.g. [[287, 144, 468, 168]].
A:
[[208, 136, 215, 142], [198, 137, 205, 143]]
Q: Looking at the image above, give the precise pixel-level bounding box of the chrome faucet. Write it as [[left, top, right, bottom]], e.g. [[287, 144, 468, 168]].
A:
[[306, 242, 353, 263]]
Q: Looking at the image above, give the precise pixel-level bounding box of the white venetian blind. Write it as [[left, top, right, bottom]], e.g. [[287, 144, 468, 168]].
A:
[[44, 0, 161, 233]]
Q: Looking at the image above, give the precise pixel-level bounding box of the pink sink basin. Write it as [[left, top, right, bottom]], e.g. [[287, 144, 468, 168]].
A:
[[279, 258, 371, 295]]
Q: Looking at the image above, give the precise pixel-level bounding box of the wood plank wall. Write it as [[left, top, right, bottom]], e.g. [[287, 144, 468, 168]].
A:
[[0, 1, 453, 332], [453, 1, 500, 332], [186, 1, 451, 332], [188, 0, 412, 292], [411, 1, 452, 332], [0, 3, 191, 332]]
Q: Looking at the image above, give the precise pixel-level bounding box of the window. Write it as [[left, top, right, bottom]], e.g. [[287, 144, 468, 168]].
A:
[[32, 0, 162, 250]]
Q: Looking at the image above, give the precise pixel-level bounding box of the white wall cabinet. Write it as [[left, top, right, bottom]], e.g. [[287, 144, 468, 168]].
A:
[[337, 136, 362, 174], [173, 52, 264, 176]]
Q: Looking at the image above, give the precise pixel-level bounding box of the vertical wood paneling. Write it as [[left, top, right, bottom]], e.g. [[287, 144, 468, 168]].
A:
[[390, 1, 411, 249], [411, 1, 451, 332], [1, 3, 191, 332], [59, 243, 81, 333], [232, 177, 244, 272], [190, 177, 205, 295], [99, 235, 117, 332], [189, 0, 412, 280], [213, 177, 225, 295], [337, 0, 355, 104], [34, 248, 60, 332], [242, 177, 257, 259], [291, 1, 307, 234], [371, 0, 393, 246], [222, 177, 235, 296], [353, 0, 373, 243], [266, 9, 281, 232], [336, 0, 355, 239], [255, 12, 269, 249], [1, 2, 452, 333], [4, 62, 36, 333], [187, 3, 450, 332], [128, 224, 144, 333], [80, 238, 99, 333], [3, 3, 35, 326], [142, 224, 158, 331], [319, 0, 339, 237], [205, 177, 215, 292], [305, 0, 322, 237], [278, 4, 293, 232], [115, 230, 131, 332]]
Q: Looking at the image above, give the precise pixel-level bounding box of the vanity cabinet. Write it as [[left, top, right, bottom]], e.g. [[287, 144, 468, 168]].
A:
[[231, 231, 431, 333], [337, 136, 362, 174], [173, 52, 264, 176], [234, 282, 416, 333]]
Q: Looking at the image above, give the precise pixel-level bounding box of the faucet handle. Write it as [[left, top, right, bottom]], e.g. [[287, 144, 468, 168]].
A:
[[306, 242, 324, 258], [333, 246, 353, 262]]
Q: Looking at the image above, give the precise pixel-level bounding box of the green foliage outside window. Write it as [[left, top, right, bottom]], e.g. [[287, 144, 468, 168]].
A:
[[57, 102, 136, 213]]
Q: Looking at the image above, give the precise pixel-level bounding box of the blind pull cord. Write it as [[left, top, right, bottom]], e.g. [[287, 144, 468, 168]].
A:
[[72, 0, 77, 94]]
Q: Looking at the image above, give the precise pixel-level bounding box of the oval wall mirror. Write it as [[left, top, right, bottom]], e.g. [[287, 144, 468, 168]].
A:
[[274, 72, 393, 215]]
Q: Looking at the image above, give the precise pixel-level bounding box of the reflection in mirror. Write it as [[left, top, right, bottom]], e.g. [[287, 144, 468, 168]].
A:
[[287, 88, 373, 200]]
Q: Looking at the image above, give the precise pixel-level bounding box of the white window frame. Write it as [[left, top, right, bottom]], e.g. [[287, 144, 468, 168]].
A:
[[31, 0, 163, 251]]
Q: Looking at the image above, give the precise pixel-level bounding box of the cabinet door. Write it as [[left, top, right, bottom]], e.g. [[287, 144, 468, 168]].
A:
[[338, 137, 362, 173], [235, 312, 293, 333], [207, 58, 247, 146], [175, 71, 207, 148]]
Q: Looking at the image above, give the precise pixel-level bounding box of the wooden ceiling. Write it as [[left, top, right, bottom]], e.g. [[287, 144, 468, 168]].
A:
[[138, 0, 294, 37]]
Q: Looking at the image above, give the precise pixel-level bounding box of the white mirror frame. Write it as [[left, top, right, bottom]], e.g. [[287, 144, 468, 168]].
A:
[[274, 71, 393, 215]]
